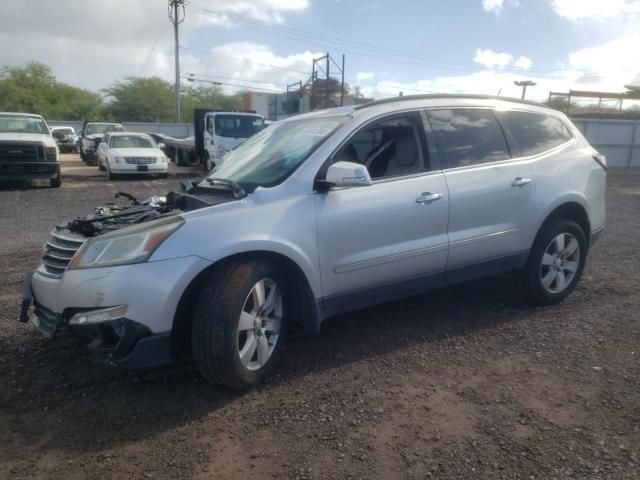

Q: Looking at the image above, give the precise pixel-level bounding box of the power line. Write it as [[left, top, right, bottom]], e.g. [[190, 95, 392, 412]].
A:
[[185, 1, 598, 78], [179, 45, 309, 75], [185, 72, 287, 89], [183, 75, 283, 93], [141, 20, 168, 77]]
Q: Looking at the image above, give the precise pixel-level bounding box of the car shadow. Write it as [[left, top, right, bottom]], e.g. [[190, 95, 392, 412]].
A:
[[1, 273, 536, 455]]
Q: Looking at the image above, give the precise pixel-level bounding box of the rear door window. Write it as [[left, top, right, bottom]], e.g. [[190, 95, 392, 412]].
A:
[[428, 109, 511, 169], [495, 111, 573, 157]]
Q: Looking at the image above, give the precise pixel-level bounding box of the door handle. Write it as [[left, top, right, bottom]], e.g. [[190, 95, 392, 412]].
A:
[[415, 192, 443, 204], [511, 177, 532, 188]]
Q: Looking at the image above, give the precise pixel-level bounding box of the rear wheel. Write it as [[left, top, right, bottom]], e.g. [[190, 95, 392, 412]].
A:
[[516, 219, 587, 305], [192, 260, 287, 389]]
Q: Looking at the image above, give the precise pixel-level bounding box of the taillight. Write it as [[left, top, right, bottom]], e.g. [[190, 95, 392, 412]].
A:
[[592, 153, 607, 171]]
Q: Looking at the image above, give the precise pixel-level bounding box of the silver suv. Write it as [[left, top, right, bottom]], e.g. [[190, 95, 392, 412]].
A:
[[21, 95, 606, 388]]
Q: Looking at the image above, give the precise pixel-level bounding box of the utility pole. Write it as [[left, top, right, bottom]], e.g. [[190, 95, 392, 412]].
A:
[[340, 54, 345, 106], [514, 80, 536, 100], [169, 0, 185, 122], [325, 53, 330, 108]]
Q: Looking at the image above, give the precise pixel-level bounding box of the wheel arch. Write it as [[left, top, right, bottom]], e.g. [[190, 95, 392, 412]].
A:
[[533, 198, 591, 247], [171, 250, 321, 356]]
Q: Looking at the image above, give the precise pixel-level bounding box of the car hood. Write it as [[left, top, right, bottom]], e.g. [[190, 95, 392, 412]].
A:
[[109, 148, 163, 157], [0, 132, 55, 147], [85, 134, 104, 141]]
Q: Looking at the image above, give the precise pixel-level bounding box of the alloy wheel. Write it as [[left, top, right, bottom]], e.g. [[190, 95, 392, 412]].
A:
[[236, 278, 282, 371], [540, 232, 580, 294]]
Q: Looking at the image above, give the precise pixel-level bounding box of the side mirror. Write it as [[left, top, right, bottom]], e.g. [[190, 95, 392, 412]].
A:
[[157, 142, 166, 149], [324, 161, 372, 188]]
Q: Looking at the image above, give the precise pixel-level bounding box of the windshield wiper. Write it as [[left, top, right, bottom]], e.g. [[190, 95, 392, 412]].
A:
[[205, 178, 247, 199]]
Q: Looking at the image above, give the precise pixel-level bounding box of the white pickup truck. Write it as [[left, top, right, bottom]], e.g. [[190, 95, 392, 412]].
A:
[[0, 112, 61, 187]]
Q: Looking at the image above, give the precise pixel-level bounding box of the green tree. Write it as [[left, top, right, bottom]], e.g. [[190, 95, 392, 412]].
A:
[[103, 76, 175, 122], [180, 84, 243, 122], [0, 62, 104, 120]]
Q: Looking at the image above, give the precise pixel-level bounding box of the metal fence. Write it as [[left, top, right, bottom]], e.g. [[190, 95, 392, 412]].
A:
[[572, 118, 639, 167], [45, 117, 638, 167], [46, 120, 194, 138]]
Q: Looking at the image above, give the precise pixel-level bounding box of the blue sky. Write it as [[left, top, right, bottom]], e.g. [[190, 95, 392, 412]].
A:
[[2, 0, 639, 101]]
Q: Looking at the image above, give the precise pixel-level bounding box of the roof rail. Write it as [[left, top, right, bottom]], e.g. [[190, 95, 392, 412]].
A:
[[353, 93, 546, 110]]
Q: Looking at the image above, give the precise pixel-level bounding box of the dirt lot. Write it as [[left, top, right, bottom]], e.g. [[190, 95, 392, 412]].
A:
[[1, 158, 639, 479]]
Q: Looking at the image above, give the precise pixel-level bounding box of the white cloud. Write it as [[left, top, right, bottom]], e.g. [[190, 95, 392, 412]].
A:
[[474, 49, 533, 70], [179, 42, 320, 93], [361, 31, 640, 101], [0, 0, 311, 91], [513, 56, 533, 70], [482, 0, 506, 13], [193, 0, 311, 26], [474, 49, 514, 68], [551, 0, 640, 21], [356, 72, 375, 83]]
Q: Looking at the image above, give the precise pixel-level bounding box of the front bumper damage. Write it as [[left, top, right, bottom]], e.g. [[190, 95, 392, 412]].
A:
[[20, 255, 212, 369]]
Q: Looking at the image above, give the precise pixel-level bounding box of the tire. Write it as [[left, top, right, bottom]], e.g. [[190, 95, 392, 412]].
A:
[[80, 148, 86, 162], [107, 169, 118, 180], [515, 219, 587, 305], [50, 171, 62, 188], [192, 260, 288, 389], [159, 172, 168, 179], [98, 160, 106, 171]]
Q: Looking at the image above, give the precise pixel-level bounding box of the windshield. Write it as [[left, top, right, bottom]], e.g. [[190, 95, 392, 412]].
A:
[[0, 115, 49, 134], [213, 115, 264, 138], [86, 124, 125, 135], [53, 127, 74, 135], [109, 135, 155, 149], [205, 116, 349, 189]]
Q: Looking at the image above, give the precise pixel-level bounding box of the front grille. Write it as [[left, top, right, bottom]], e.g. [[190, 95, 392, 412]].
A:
[[0, 142, 45, 162], [124, 157, 156, 165], [39, 228, 85, 277]]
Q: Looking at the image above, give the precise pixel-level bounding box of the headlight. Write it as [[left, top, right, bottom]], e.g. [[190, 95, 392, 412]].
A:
[[115, 157, 125, 164], [68, 216, 184, 269], [46, 146, 57, 159], [214, 144, 227, 157]]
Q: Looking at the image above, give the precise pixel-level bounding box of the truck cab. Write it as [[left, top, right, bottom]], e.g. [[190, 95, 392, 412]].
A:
[[201, 112, 265, 170]]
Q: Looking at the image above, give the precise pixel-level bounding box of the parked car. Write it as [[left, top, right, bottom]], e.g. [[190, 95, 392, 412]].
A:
[[79, 122, 125, 165], [0, 112, 61, 187], [21, 95, 606, 388], [96, 132, 169, 179], [50, 126, 78, 153]]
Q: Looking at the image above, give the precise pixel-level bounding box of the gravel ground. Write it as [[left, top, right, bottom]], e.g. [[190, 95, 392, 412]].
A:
[[0, 159, 639, 479]]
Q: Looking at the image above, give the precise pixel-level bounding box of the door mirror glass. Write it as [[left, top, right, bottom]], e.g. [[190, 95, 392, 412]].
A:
[[325, 161, 372, 188], [157, 142, 165, 149]]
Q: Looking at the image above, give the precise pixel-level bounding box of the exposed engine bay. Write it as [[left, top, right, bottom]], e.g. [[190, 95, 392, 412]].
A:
[[64, 180, 237, 237]]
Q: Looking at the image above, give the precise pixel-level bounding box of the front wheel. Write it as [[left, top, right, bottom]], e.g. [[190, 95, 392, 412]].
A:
[[50, 170, 62, 188], [515, 219, 587, 305], [192, 260, 287, 389]]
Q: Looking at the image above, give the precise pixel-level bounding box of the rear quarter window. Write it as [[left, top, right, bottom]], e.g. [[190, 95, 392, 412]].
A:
[[495, 111, 573, 157]]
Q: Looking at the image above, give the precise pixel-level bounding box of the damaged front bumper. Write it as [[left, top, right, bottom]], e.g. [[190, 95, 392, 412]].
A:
[[20, 255, 212, 369]]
